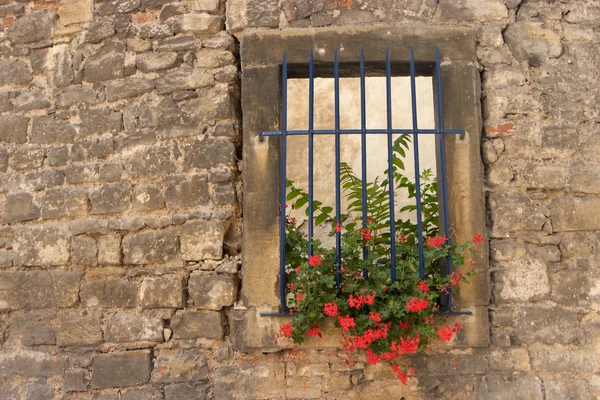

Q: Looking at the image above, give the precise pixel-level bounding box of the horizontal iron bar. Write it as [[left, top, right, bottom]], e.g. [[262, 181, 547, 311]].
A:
[[439, 310, 473, 316], [260, 128, 465, 139]]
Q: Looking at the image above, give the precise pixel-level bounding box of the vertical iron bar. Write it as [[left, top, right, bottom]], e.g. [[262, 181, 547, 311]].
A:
[[280, 52, 288, 313], [308, 50, 315, 257], [436, 48, 453, 311], [334, 50, 342, 290], [385, 49, 397, 282], [410, 47, 425, 279], [360, 50, 368, 280]]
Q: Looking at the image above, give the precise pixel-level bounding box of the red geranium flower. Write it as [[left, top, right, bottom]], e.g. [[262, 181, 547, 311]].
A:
[[323, 302, 339, 317], [405, 297, 429, 312], [309, 255, 322, 267], [418, 280, 429, 293], [360, 228, 371, 241], [473, 234, 483, 244]]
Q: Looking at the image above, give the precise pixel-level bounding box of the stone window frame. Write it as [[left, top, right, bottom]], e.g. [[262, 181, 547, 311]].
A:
[[232, 26, 489, 352]]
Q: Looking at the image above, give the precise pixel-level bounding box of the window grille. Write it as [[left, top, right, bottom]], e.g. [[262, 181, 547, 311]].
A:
[[260, 48, 468, 317]]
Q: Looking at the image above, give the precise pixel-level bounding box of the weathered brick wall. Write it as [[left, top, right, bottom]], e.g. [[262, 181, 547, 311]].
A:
[[0, 0, 598, 398]]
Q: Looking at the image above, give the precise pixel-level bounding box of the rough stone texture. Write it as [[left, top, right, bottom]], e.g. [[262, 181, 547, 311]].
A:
[[188, 273, 237, 310], [91, 350, 152, 389], [171, 310, 225, 339], [122, 228, 178, 264], [139, 276, 184, 308], [0, 1, 596, 398], [152, 350, 209, 383]]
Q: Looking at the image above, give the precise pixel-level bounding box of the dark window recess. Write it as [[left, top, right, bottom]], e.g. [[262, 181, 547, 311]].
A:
[[260, 48, 469, 317]]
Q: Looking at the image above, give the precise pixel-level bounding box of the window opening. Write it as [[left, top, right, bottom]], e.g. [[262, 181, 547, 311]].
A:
[[259, 48, 467, 317]]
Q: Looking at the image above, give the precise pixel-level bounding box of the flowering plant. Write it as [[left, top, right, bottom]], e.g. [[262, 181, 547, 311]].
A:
[[277, 136, 482, 383]]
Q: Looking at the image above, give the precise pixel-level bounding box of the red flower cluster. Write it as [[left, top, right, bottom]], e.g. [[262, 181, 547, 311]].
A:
[[341, 324, 390, 351], [405, 297, 429, 313], [360, 228, 371, 241], [392, 365, 415, 385], [418, 280, 429, 293], [473, 234, 483, 244], [279, 322, 293, 338], [437, 322, 461, 341], [309, 255, 322, 267], [296, 292, 305, 302], [337, 315, 357, 331], [426, 234, 448, 248], [307, 322, 322, 338], [369, 312, 382, 323], [450, 270, 462, 286], [347, 292, 376, 309], [323, 302, 339, 317], [334, 222, 343, 232]]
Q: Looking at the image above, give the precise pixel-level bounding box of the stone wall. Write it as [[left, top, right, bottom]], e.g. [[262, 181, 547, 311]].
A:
[[0, 0, 598, 398]]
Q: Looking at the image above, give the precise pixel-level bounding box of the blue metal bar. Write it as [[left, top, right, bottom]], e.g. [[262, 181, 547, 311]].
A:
[[360, 50, 368, 280], [436, 48, 453, 311], [385, 49, 397, 282], [279, 52, 288, 314], [410, 47, 425, 280], [260, 128, 464, 138], [308, 50, 315, 257], [334, 50, 341, 290]]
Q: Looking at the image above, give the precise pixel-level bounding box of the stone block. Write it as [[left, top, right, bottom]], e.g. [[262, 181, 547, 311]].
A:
[[189, 273, 236, 310], [155, 68, 214, 94], [91, 350, 152, 389], [125, 147, 176, 179], [121, 387, 163, 400], [183, 138, 235, 170], [570, 161, 600, 194], [530, 345, 596, 373], [133, 184, 164, 211], [544, 379, 591, 400], [49, 44, 74, 88], [21, 383, 55, 399], [14, 90, 50, 111], [0, 351, 67, 378], [164, 383, 208, 400], [57, 87, 97, 108], [40, 187, 88, 220], [476, 375, 543, 400], [56, 310, 103, 346], [195, 49, 235, 68], [0, 270, 81, 310], [13, 224, 70, 266], [71, 138, 114, 161], [550, 269, 591, 306], [0, 115, 29, 144], [104, 313, 163, 343], [79, 108, 122, 136], [83, 21, 116, 43], [96, 0, 140, 15], [64, 368, 88, 392], [2, 192, 40, 224], [564, 4, 600, 27], [171, 310, 225, 339], [8, 311, 56, 346], [97, 234, 121, 265], [504, 22, 561, 66], [59, 0, 92, 25], [31, 116, 76, 145], [0, 91, 13, 112], [152, 350, 209, 383], [47, 146, 69, 166], [175, 12, 222, 37], [7, 11, 55, 45], [489, 192, 547, 237], [140, 276, 184, 309], [12, 145, 45, 170], [439, 0, 507, 22], [551, 197, 600, 231], [180, 89, 236, 122], [157, 36, 200, 51], [100, 163, 124, 182], [226, 0, 279, 33], [513, 306, 579, 345], [493, 259, 550, 303], [519, 164, 567, 190], [490, 240, 526, 261], [164, 175, 209, 210], [80, 278, 137, 308], [323, 375, 352, 391], [90, 182, 132, 214], [71, 235, 97, 266], [489, 348, 530, 371], [83, 42, 126, 82], [286, 376, 322, 399], [65, 165, 100, 184], [136, 52, 178, 72], [0, 60, 32, 86], [213, 364, 285, 399], [106, 77, 154, 101], [122, 228, 178, 264]]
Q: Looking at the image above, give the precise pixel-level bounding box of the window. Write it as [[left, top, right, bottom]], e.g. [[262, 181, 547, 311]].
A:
[[233, 26, 488, 352]]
